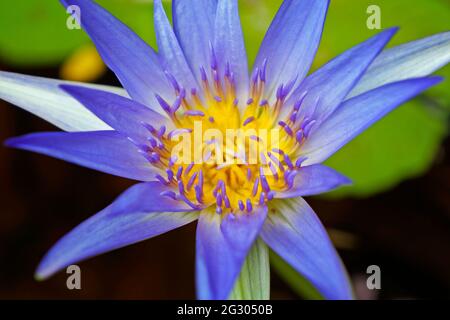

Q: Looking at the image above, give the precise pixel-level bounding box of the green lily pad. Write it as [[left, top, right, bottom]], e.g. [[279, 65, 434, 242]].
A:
[[316, 0, 450, 197], [325, 99, 447, 197]]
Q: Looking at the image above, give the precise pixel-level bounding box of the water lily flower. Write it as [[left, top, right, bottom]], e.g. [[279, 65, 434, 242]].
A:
[[1, 0, 449, 300]]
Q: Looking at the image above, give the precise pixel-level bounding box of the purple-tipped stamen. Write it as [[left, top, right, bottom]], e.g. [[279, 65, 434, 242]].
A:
[[279, 121, 294, 136], [187, 171, 198, 190], [176, 166, 183, 180], [303, 120, 317, 137], [238, 200, 245, 211], [246, 199, 253, 213], [185, 162, 194, 176], [283, 153, 294, 170], [168, 128, 192, 140], [148, 137, 158, 148], [138, 150, 157, 163], [165, 71, 181, 92], [223, 195, 231, 208], [178, 180, 185, 195], [200, 66, 208, 82], [295, 157, 308, 168], [269, 162, 279, 180], [209, 42, 218, 71], [157, 125, 166, 138], [160, 191, 177, 201], [156, 174, 169, 185], [171, 97, 182, 113], [260, 58, 268, 82], [247, 168, 252, 180], [150, 152, 160, 163], [251, 67, 259, 85], [296, 129, 304, 143], [179, 194, 200, 210], [166, 169, 174, 182], [185, 110, 205, 117], [155, 94, 172, 114], [259, 99, 269, 106], [141, 122, 157, 134], [169, 155, 178, 167], [194, 185, 203, 203], [260, 174, 271, 193], [252, 177, 260, 196], [216, 193, 223, 207], [259, 192, 266, 205]]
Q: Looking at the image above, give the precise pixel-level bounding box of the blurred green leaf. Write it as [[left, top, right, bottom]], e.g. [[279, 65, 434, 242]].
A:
[[315, 0, 450, 197], [325, 99, 447, 197], [0, 0, 157, 66]]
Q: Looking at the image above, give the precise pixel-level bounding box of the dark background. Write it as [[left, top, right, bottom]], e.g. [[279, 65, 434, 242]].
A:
[[0, 66, 449, 300]]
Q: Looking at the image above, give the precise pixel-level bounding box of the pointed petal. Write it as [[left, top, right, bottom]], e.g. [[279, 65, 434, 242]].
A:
[[254, 0, 329, 98], [172, 0, 217, 82], [154, 0, 198, 91], [60, 0, 172, 110], [196, 206, 268, 300], [5, 131, 159, 181], [261, 197, 353, 300], [285, 28, 398, 122], [214, 0, 249, 105], [349, 31, 450, 98], [301, 77, 443, 165], [36, 182, 197, 279], [276, 165, 351, 199], [61, 85, 169, 144], [0, 71, 126, 131]]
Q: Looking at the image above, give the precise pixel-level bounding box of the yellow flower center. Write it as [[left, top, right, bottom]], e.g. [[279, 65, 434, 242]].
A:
[[145, 61, 312, 214]]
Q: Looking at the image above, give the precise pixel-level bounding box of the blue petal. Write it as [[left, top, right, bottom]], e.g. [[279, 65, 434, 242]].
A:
[[154, 0, 198, 91], [172, 0, 217, 82], [214, 0, 249, 106], [196, 206, 268, 300], [0, 71, 126, 132], [261, 197, 353, 300], [275, 165, 351, 199], [5, 131, 159, 181], [61, 85, 169, 145], [253, 0, 329, 99], [60, 0, 172, 111], [301, 77, 443, 164], [349, 31, 450, 98], [36, 182, 198, 279], [284, 28, 398, 122]]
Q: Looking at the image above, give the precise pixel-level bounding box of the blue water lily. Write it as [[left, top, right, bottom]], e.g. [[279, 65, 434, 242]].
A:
[[1, 0, 449, 300]]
